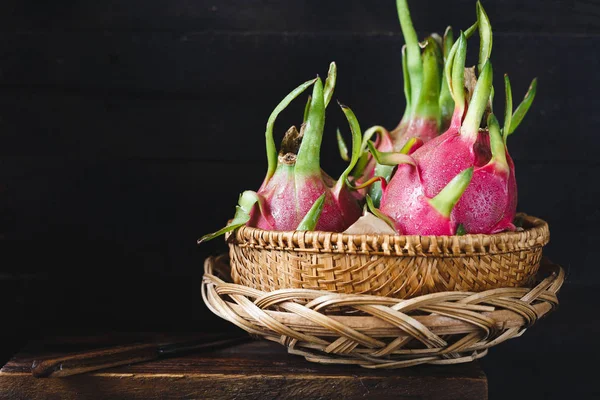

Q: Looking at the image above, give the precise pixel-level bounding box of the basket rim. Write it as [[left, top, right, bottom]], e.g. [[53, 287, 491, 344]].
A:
[[227, 213, 549, 256]]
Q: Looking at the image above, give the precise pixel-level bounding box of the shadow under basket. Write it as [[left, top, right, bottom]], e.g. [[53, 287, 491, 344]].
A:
[[202, 255, 564, 368], [227, 213, 550, 298]]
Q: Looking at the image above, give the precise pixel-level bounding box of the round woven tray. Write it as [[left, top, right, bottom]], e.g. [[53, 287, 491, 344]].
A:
[[227, 213, 550, 298], [202, 254, 564, 368]]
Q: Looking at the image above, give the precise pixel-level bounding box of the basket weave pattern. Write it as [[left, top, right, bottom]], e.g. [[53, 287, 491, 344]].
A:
[[228, 214, 549, 298], [202, 255, 564, 368]]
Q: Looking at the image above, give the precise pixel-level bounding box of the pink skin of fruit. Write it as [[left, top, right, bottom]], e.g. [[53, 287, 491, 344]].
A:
[[451, 161, 511, 234], [250, 166, 361, 232], [379, 161, 473, 235], [391, 117, 439, 152]]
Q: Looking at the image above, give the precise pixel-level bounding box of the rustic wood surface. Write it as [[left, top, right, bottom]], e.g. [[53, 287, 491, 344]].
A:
[[0, 335, 488, 400]]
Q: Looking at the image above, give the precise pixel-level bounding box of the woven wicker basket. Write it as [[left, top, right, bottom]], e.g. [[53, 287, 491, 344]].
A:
[[202, 255, 564, 368], [227, 213, 549, 298]]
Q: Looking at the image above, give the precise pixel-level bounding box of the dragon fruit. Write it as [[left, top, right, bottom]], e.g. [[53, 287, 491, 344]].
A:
[[199, 63, 365, 242], [373, 2, 537, 235], [344, 0, 477, 207]]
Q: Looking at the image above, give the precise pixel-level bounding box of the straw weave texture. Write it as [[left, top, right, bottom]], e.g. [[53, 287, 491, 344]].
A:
[[227, 214, 549, 298], [202, 255, 563, 368]]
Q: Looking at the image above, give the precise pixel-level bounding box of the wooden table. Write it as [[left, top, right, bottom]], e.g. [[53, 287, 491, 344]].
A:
[[0, 334, 488, 399]]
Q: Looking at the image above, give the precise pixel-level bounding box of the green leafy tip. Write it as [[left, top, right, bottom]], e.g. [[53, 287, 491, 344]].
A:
[[456, 224, 467, 236], [487, 113, 508, 170], [443, 26, 454, 60], [336, 128, 350, 162], [303, 95, 312, 123], [462, 59, 493, 139], [446, 31, 467, 112], [439, 27, 455, 128], [465, 20, 479, 39], [323, 62, 337, 108], [297, 193, 326, 231], [198, 191, 261, 243], [401, 45, 412, 112], [503, 75, 513, 139], [476, 1, 493, 73], [429, 167, 474, 218], [508, 78, 537, 136], [265, 78, 317, 183], [295, 77, 325, 177], [415, 37, 443, 122], [396, 0, 423, 115]]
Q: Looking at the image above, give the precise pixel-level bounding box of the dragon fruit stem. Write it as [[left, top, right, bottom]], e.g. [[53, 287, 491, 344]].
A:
[[297, 193, 326, 231], [461, 59, 493, 141], [428, 167, 474, 218], [476, 1, 493, 73], [295, 77, 325, 177], [396, 0, 423, 114], [264, 78, 317, 184], [508, 77, 538, 136], [487, 114, 509, 170], [414, 37, 443, 125]]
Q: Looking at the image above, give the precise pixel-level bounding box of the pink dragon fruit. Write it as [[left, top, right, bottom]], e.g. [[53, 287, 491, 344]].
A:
[[199, 63, 365, 242], [344, 0, 473, 207], [374, 2, 537, 235]]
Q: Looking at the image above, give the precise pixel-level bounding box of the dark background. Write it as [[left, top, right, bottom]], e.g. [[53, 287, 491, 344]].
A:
[[0, 1, 598, 399]]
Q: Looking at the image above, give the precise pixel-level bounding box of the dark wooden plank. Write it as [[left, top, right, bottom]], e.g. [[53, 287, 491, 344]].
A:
[[0, 33, 597, 163], [0, 338, 488, 400], [0, 0, 597, 34]]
